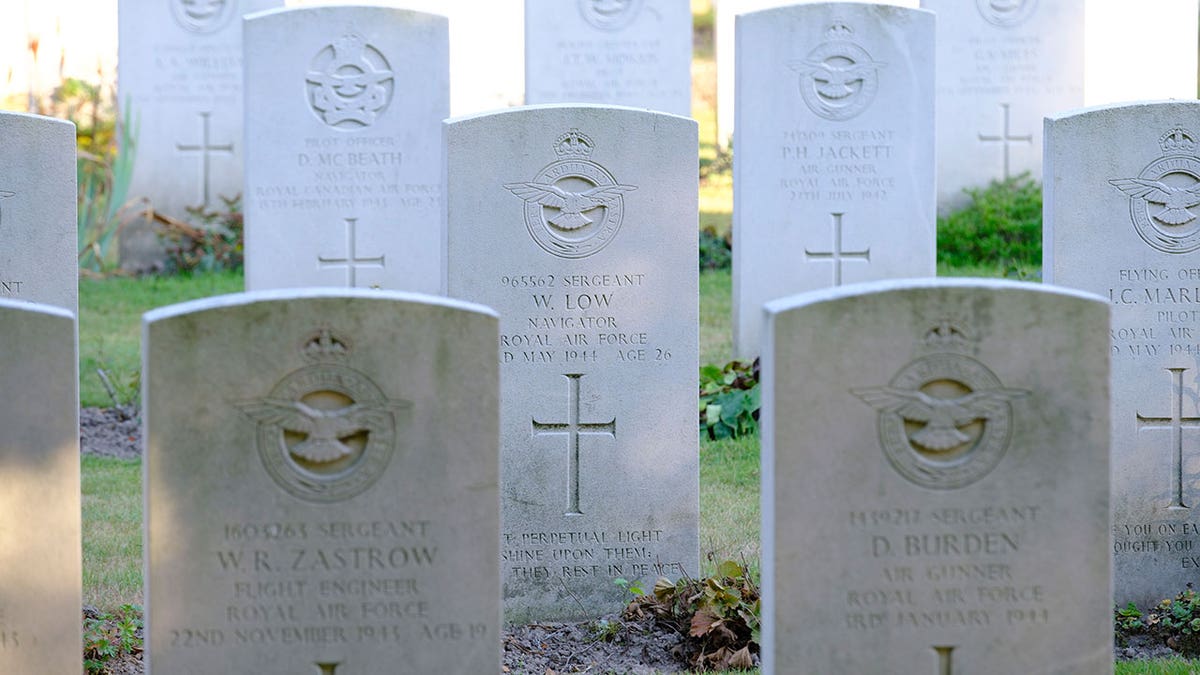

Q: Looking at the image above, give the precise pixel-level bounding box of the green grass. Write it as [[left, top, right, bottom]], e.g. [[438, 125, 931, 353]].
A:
[[700, 268, 733, 365], [1117, 660, 1200, 674], [81, 455, 142, 608], [699, 435, 760, 577], [79, 270, 243, 407]]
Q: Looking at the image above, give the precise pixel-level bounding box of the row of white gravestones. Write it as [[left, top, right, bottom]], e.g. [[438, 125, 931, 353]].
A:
[[524, 0, 692, 116], [761, 279, 1112, 674], [731, 2, 935, 359], [117, 0, 281, 271], [142, 290, 501, 672], [722, 1, 1196, 216], [242, 6, 448, 293], [1045, 100, 1200, 609]]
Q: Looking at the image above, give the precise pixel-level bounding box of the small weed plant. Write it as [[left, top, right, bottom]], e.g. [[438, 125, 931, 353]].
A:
[[623, 559, 759, 671], [1116, 587, 1200, 656], [938, 173, 1041, 270], [83, 604, 143, 674], [699, 226, 732, 270], [700, 359, 760, 440]]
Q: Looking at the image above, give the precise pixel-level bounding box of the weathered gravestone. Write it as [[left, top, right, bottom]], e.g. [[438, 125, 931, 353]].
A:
[[0, 112, 77, 313], [1045, 100, 1200, 608], [243, 7, 447, 293], [732, 3, 934, 359], [143, 289, 499, 672], [921, 0, 1083, 214], [0, 300, 81, 674], [524, 0, 691, 116], [118, 0, 280, 270], [446, 105, 699, 621], [761, 279, 1111, 674]]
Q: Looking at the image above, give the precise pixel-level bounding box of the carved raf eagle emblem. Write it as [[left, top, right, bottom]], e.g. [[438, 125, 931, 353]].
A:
[[852, 386, 1029, 451], [236, 398, 403, 464], [503, 182, 637, 230], [1109, 178, 1200, 226]]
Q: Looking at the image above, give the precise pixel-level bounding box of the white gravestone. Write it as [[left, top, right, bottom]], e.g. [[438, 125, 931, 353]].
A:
[[0, 301, 81, 674], [1045, 100, 1200, 608], [143, 289, 499, 672], [732, 3, 934, 359], [524, 0, 691, 116], [446, 105, 699, 621], [0, 112, 77, 313], [762, 279, 1111, 674], [921, 0, 1083, 214], [118, 0, 280, 269], [243, 7, 447, 293]]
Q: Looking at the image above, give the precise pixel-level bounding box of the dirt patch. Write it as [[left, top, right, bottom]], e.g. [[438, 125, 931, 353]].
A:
[[80, 406, 142, 460]]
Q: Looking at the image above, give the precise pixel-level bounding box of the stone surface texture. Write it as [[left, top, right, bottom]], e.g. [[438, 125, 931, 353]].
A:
[[714, 0, 919, 147], [922, 0, 1083, 213], [0, 112, 77, 313], [762, 279, 1111, 674], [0, 300, 81, 674], [118, 0, 279, 269], [446, 104, 699, 622], [524, 0, 691, 116], [143, 289, 499, 672], [1045, 100, 1200, 608], [732, 2, 934, 358], [243, 6, 448, 293]]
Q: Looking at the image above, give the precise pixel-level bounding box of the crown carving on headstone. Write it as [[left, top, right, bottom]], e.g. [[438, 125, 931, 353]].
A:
[[554, 129, 595, 158], [921, 318, 975, 353], [826, 22, 854, 41], [1160, 128, 1197, 155], [333, 32, 368, 61], [301, 327, 352, 363]]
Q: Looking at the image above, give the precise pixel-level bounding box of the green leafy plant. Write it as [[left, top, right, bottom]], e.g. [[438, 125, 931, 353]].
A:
[[157, 195, 244, 274], [938, 172, 1041, 270], [623, 559, 759, 671], [700, 226, 732, 270], [78, 98, 145, 276], [83, 604, 143, 674], [614, 576, 646, 601], [700, 358, 760, 440]]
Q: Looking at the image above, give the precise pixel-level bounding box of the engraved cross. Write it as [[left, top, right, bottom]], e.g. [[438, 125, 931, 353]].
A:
[[175, 111, 234, 207], [315, 662, 340, 675], [1137, 367, 1200, 509], [977, 102, 1032, 180], [933, 645, 955, 675], [532, 373, 616, 516], [318, 217, 386, 287], [804, 212, 870, 286]]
